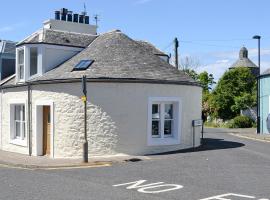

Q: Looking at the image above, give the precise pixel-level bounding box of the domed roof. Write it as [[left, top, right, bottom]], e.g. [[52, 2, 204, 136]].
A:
[[20, 30, 198, 86], [230, 47, 258, 69]]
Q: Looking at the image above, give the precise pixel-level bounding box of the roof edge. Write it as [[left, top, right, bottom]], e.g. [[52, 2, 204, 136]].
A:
[[1, 77, 201, 89]]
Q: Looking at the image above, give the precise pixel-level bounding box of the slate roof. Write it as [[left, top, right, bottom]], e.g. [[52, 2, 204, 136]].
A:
[[0, 40, 16, 54], [230, 47, 258, 69], [136, 40, 168, 56], [17, 29, 97, 48], [27, 30, 198, 86]]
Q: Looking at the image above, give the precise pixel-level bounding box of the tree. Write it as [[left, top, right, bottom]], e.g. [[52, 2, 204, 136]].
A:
[[180, 56, 200, 70], [198, 71, 216, 92], [210, 67, 256, 120]]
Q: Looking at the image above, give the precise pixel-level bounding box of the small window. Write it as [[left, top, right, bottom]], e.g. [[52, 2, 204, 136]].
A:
[[13, 104, 26, 139], [30, 47, 38, 76], [148, 97, 181, 146], [73, 60, 94, 71]]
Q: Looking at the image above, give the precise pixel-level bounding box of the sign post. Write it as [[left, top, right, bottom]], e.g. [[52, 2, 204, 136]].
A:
[[82, 75, 88, 163], [192, 119, 203, 150]]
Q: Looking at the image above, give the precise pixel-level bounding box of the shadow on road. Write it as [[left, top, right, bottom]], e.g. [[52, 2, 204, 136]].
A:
[[147, 138, 245, 156]]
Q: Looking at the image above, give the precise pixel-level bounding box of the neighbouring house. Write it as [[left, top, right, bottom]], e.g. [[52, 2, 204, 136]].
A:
[[0, 8, 202, 158], [230, 47, 258, 121], [259, 68, 270, 134], [229, 47, 259, 76], [0, 40, 16, 80]]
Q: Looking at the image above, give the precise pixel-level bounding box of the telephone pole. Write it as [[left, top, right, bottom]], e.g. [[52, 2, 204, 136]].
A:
[[174, 37, 179, 69]]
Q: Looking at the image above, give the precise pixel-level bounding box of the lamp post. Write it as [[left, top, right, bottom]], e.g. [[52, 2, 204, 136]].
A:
[[252, 35, 261, 134]]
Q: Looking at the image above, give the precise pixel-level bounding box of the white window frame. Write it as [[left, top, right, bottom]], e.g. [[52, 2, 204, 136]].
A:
[[147, 97, 181, 146], [29, 46, 38, 77], [9, 99, 27, 146], [16, 47, 25, 82]]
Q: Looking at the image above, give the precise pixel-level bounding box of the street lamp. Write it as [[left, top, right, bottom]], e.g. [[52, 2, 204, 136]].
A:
[[252, 35, 261, 134]]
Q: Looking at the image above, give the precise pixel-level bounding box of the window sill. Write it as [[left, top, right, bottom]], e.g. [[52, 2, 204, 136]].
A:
[[10, 139, 27, 147], [147, 137, 180, 146]]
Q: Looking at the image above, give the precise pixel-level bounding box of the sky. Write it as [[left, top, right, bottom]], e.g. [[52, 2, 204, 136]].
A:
[[0, 0, 270, 81]]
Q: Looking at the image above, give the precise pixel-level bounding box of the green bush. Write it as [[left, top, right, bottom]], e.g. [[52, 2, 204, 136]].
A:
[[228, 115, 253, 128]]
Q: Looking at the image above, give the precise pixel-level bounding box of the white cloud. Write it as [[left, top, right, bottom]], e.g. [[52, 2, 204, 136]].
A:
[[216, 59, 230, 64], [0, 22, 26, 33], [134, 0, 153, 5], [197, 60, 232, 81]]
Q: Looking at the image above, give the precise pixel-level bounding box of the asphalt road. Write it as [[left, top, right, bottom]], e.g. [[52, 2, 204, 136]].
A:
[[0, 128, 270, 200]]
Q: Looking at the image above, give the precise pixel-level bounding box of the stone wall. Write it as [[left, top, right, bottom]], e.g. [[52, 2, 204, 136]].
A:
[[0, 82, 202, 158]]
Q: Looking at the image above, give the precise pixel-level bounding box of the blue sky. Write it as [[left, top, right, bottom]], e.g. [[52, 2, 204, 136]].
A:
[[1, 0, 270, 80]]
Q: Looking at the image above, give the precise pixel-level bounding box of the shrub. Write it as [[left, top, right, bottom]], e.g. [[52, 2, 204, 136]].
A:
[[228, 115, 253, 128]]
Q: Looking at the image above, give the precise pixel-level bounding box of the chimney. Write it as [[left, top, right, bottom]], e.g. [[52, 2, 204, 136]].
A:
[[79, 15, 84, 23], [73, 14, 79, 23], [67, 11, 73, 22], [60, 8, 68, 21], [44, 8, 97, 35], [85, 16, 89, 24], [55, 11, 60, 20]]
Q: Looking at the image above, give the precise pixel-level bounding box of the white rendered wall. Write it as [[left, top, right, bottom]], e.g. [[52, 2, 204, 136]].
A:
[[1, 82, 202, 158], [43, 19, 97, 35], [0, 87, 29, 154], [43, 45, 81, 73]]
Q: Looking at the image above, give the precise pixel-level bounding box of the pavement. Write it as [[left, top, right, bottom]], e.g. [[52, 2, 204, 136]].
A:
[[0, 128, 270, 200], [0, 150, 149, 169]]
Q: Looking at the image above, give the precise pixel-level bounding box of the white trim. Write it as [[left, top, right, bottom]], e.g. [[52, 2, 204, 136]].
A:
[[147, 97, 182, 146], [34, 100, 54, 158], [9, 99, 28, 147]]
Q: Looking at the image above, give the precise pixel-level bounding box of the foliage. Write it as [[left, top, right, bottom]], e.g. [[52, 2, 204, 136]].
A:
[[183, 69, 199, 80], [210, 67, 256, 120], [227, 115, 254, 128]]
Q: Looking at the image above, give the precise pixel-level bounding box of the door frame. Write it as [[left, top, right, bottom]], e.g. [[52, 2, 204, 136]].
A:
[[34, 100, 54, 157]]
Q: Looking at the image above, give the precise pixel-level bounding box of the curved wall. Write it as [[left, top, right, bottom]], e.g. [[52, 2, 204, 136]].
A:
[[0, 82, 202, 158]]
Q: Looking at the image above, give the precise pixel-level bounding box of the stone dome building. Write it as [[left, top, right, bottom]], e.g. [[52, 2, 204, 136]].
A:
[[230, 47, 259, 76]]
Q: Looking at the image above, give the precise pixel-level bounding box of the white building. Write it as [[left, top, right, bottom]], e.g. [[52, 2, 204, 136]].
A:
[[0, 9, 202, 158]]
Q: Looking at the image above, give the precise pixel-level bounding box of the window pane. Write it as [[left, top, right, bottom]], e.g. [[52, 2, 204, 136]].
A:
[[22, 106, 25, 121], [19, 65, 24, 79], [15, 121, 21, 137], [164, 120, 173, 136], [165, 104, 173, 119], [152, 104, 160, 119], [15, 105, 21, 120], [152, 121, 160, 137], [18, 50, 24, 64], [22, 122, 25, 138], [30, 47, 38, 76]]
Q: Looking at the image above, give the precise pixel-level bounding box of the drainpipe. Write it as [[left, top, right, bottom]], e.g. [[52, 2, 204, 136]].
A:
[[27, 83, 32, 156]]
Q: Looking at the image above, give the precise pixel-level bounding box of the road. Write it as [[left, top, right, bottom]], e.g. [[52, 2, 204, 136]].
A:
[[0, 128, 270, 200]]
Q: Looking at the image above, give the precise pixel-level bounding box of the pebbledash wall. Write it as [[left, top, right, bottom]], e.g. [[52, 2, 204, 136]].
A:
[[0, 82, 202, 158]]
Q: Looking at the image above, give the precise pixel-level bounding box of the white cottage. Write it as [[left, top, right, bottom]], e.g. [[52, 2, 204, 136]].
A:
[[0, 9, 202, 158]]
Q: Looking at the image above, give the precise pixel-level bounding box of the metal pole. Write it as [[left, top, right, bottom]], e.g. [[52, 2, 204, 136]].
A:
[[174, 37, 179, 69], [82, 76, 88, 162], [253, 35, 261, 134], [257, 37, 261, 134]]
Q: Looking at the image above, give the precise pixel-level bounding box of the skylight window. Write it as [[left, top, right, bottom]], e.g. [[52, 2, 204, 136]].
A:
[[73, 60, 94, 71]]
